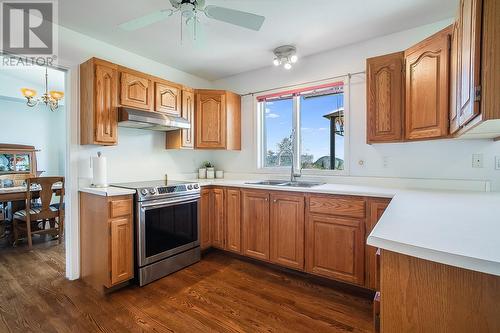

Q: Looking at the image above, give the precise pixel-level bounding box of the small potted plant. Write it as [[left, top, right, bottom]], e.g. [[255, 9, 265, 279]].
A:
[[199, 161, 213, 179], [203, 161, 215, 179]]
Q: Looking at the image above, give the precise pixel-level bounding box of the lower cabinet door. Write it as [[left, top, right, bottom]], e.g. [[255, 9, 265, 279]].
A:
[[305, 214, 365, 285], [108, 217, 133, 286], [242, 190, 270, 260], [200, 189, 211, 250], [211, 188, 225, 249], [225, 189, 241, 253], [270, 193, 305, 270]]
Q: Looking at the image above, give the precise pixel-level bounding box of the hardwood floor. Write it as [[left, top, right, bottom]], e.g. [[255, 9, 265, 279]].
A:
[[0, 245, 373, 332]]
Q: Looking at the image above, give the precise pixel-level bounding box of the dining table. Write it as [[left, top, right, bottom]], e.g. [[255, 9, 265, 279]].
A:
[[0, 183, 64, 239], [0, 183, 63, 202]]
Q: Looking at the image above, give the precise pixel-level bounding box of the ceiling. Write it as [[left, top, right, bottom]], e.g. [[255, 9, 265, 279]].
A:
[[59, 0, 457, 81]]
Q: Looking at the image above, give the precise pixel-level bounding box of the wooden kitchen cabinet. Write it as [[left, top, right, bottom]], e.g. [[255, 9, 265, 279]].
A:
[[305, 194, 366, 285], [211, 188, 225, 249], [365, 198, 391, 290], [200, 187, 225, 250], [270, 192, 305, 270], [166, 88, 195, 149], [200, 188, 211, 250], [456, 0, 482, 128], [80, 58, 119, 145], [450, 20, 461, 134], [109, 217, 133, 285], [380, 250, 500, 332], [154, 80, 182, 115], [453, 0, 500, 139], [195, 90, 241, 150], [80, 193, 134, 292], [242, 190, 270, 260], [225, 188, 241, 253], [119, 69, 153, 111], [404, 27, 451, 140], [366, 52, 404, 143]]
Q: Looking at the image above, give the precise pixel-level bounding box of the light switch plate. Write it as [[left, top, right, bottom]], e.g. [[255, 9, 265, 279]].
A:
[[495, 156, 500, 170], [472, 154, 483, 168]]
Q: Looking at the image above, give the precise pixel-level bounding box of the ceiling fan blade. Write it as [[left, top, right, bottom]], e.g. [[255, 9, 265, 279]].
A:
[[119, 9, 173, 31], [204, 5, 265, 31]]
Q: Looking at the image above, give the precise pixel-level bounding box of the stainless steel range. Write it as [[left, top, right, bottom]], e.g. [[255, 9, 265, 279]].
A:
[[112, 180, 201, 286]]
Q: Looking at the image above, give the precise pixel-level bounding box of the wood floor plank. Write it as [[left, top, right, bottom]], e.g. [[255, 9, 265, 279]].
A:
[[0, 243, 373, 332]]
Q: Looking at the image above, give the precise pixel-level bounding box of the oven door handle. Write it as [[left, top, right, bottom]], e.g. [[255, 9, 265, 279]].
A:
[[140, 195, 200, 209]]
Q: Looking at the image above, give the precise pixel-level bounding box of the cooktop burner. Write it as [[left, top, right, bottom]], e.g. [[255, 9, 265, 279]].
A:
[[111, 180, 200, 201]]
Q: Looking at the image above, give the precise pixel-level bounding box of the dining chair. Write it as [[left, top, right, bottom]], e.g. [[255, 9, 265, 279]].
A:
[[13, 177, 64, 249]]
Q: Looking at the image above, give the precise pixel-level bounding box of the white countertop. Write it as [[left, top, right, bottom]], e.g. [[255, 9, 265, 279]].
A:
[[200, 179, 500, 276], [79, 186, 136, 197], [367, 190, 500, 276], [196, 179, 397, 198], [79, 178, 500, 276]]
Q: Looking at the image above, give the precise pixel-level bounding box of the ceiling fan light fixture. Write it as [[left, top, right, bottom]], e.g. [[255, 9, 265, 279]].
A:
[[272, 45, 298, 70]]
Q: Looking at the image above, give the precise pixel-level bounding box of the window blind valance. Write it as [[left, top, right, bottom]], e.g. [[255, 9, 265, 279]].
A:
[[256, 81, 344, 102]]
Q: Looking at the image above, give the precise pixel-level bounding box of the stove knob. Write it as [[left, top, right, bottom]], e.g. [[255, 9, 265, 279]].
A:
[[194, 184, 199, 189], [187, 184, 193, 190], [149, 188, 157, 195], [141, 189, 148, 196]]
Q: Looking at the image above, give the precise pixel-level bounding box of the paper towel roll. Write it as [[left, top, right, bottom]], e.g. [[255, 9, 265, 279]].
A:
[[92, 152, 108, 187]]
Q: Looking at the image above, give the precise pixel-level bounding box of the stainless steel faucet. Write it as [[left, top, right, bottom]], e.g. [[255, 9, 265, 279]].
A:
[[289, 129, 302, 182]]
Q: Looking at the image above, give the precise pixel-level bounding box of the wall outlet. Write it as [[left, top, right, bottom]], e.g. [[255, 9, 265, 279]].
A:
[[472, 154, 483, 168], [383, 156, 389, 168], [495, 156, 500, 170]]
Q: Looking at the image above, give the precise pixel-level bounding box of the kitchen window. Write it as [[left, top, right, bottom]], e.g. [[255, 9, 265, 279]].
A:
[[258, 80, 346, 172]]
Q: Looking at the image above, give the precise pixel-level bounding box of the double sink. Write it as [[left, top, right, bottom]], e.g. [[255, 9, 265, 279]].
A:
[[246, 180, 325, 188]]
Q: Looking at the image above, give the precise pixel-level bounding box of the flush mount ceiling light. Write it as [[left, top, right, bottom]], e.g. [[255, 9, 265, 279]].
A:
[[273, 45, 298, 70]]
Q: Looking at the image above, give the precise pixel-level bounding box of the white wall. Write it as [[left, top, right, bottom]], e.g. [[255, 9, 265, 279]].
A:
[[57, 25, 214, 182], [52, 25, 215, 280], [0, 72, 66, 177], [211, 19, 500, 191]]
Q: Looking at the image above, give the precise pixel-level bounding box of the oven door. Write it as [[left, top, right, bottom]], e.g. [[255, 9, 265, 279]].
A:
[[138, 194, 200, 267]]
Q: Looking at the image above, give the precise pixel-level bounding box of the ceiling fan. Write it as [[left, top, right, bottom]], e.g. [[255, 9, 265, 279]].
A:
[[119, 0, 265, 34]]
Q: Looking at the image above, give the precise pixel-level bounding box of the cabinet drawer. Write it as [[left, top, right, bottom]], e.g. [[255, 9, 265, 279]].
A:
[[308, 195, 366, 218], [109, 198, 133, 218]]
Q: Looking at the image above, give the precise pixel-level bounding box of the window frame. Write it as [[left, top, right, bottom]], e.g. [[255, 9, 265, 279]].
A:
[[257, 77, 349, 176]]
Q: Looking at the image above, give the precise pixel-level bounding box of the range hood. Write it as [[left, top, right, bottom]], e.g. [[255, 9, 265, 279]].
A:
[[118, 107, 190, 131]]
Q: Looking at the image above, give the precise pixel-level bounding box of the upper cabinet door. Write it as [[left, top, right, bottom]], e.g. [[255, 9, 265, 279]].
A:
[[181, 90, 195, 148], [404, 27, 451, 140], [196, 92, 227, 149], [120, 71, 152, 110], [154, 81, 181, 116], [94, 64, 118, 144], [366, 52, 404, 143], [457, 0, 482, 127], [450, 21, 461, 134]]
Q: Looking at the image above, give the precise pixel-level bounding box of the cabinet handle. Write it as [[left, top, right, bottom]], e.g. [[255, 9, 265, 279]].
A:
[[273, 199, 277, 203], [265, 198, 268, 201]]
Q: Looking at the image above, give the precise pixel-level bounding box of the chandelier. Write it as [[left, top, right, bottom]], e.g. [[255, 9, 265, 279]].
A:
[[20, 67, 64, 111]]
